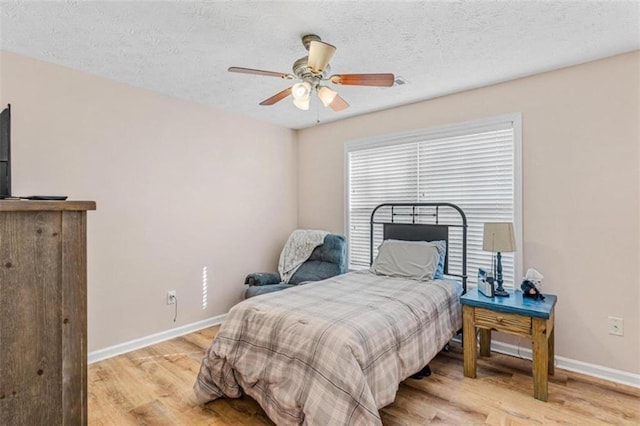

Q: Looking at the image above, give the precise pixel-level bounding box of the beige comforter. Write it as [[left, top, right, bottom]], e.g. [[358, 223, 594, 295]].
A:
[[194, 270, 462, 425]]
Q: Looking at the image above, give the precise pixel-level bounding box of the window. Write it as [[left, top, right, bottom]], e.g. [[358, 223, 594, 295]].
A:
[[345, 114, 522, 287]]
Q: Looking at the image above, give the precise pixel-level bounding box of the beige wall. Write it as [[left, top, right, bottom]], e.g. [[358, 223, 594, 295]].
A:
[[297, 51, 640, 374], [1, 49, 638, 375], [0, 51, 298, 352]]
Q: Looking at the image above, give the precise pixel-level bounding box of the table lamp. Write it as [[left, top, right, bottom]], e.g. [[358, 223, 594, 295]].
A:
[[483, 222, 516, 297]]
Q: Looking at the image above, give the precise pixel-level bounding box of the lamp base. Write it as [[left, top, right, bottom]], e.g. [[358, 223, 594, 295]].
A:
[[494, 289, 510, 297], [494, 251, 509, 297]]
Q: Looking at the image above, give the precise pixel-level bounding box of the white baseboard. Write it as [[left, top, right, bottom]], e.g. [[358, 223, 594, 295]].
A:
[[483, 339, 640, 389], [89, 315, 639, 389], [88, 314, 227, 364]]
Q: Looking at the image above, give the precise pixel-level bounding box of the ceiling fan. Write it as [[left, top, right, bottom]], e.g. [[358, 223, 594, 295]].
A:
[[228, 34, 395, 112]]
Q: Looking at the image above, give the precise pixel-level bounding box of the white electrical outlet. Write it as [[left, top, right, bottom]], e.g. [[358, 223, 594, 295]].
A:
[[608, 316, 623, 336], [167, 290, 177, 305]]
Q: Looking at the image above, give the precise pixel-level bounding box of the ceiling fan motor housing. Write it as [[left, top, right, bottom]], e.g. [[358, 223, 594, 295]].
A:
[[301, 34, 322, 50], [292, 56, 330, 87]]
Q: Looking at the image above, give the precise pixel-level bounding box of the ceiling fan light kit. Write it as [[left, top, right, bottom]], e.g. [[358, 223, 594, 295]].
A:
[[293, 97, 310, 111], [229, 34, 394, 112], [292, 81, 312, 100], [317, 86, 338, 107]]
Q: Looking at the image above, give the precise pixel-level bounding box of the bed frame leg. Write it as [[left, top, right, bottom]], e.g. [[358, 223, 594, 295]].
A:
[[409, 365, 431, 380]]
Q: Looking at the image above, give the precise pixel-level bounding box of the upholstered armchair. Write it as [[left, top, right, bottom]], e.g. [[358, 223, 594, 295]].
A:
[[244, 233, 347, 299]]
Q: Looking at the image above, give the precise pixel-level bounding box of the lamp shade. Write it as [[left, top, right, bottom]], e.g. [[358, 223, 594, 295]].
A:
[[483, 222, 516, 253], [317, 86, 337, 107], [291, 82, 312, 100], [293, 96, 310, 110]]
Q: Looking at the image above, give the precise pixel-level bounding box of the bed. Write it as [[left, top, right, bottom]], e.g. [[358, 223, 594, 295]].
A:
[[194, 203, 468, 425]]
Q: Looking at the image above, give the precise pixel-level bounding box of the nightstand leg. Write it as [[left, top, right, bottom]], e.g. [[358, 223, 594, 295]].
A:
[[463, 306, 477, 378], [548, 326, 555, 376], [532, 318, 549, 401], [479, 329, 491, 357]]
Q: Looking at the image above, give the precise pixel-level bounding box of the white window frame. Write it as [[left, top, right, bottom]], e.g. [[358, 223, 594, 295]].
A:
[[344, 113, 523, 286]]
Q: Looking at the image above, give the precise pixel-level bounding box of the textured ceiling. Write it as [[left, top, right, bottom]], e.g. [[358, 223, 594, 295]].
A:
[[1, 1, 639, 129]]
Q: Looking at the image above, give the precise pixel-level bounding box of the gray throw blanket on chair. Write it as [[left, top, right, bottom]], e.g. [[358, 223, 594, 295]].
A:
[[278, 229, 328, 283]]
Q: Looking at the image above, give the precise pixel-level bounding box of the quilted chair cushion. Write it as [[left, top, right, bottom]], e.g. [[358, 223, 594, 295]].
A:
[[245, 283, 295, 298], [289, 234, 347, 285], [244, 233, 347, 299]]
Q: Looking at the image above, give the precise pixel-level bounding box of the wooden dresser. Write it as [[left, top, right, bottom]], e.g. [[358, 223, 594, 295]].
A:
[[0, 200, 96, 425]]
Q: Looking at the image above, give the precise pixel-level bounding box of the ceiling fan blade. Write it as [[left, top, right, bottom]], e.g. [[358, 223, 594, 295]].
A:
[[259, 87, 292, 106], [307, 40, 336, 73], [329, 94, 349, 111], [229, 67, 292, 79], [329, 73, 395, 87]]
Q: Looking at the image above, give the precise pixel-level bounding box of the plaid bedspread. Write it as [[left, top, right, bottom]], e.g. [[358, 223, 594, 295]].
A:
[[194, 270, 462, 425]]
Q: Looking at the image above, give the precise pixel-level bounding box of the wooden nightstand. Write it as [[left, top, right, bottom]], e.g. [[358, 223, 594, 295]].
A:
[[460, 288, 557, 401]]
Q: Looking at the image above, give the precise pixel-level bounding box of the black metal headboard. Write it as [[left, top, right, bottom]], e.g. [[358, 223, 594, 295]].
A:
[[370, 203, 468, 294]]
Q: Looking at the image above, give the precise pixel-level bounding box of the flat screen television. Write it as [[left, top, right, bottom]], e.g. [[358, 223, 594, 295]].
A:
[[0, 104, 10, 197]]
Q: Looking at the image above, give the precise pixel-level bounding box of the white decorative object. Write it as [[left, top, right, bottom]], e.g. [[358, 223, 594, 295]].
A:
[[525, 268, 544, 288]]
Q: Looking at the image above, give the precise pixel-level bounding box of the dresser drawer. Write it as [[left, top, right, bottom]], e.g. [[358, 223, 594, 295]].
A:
[[475, 307, 532, 336]]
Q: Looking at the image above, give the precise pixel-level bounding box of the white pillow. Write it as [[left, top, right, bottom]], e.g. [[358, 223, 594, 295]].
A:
[[371, 239, 443, 281]]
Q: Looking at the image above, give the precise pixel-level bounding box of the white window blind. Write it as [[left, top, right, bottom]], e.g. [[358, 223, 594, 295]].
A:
[[349, 143, 418, 267], [347, 116, 520, 288]]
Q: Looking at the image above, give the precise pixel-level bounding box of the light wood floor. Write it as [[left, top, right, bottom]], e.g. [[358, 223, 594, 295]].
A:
[[88, 326, 639, 425]]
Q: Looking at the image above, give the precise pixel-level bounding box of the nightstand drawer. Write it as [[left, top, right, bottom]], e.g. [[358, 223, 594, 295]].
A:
[[475, 307, 532, 335]]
